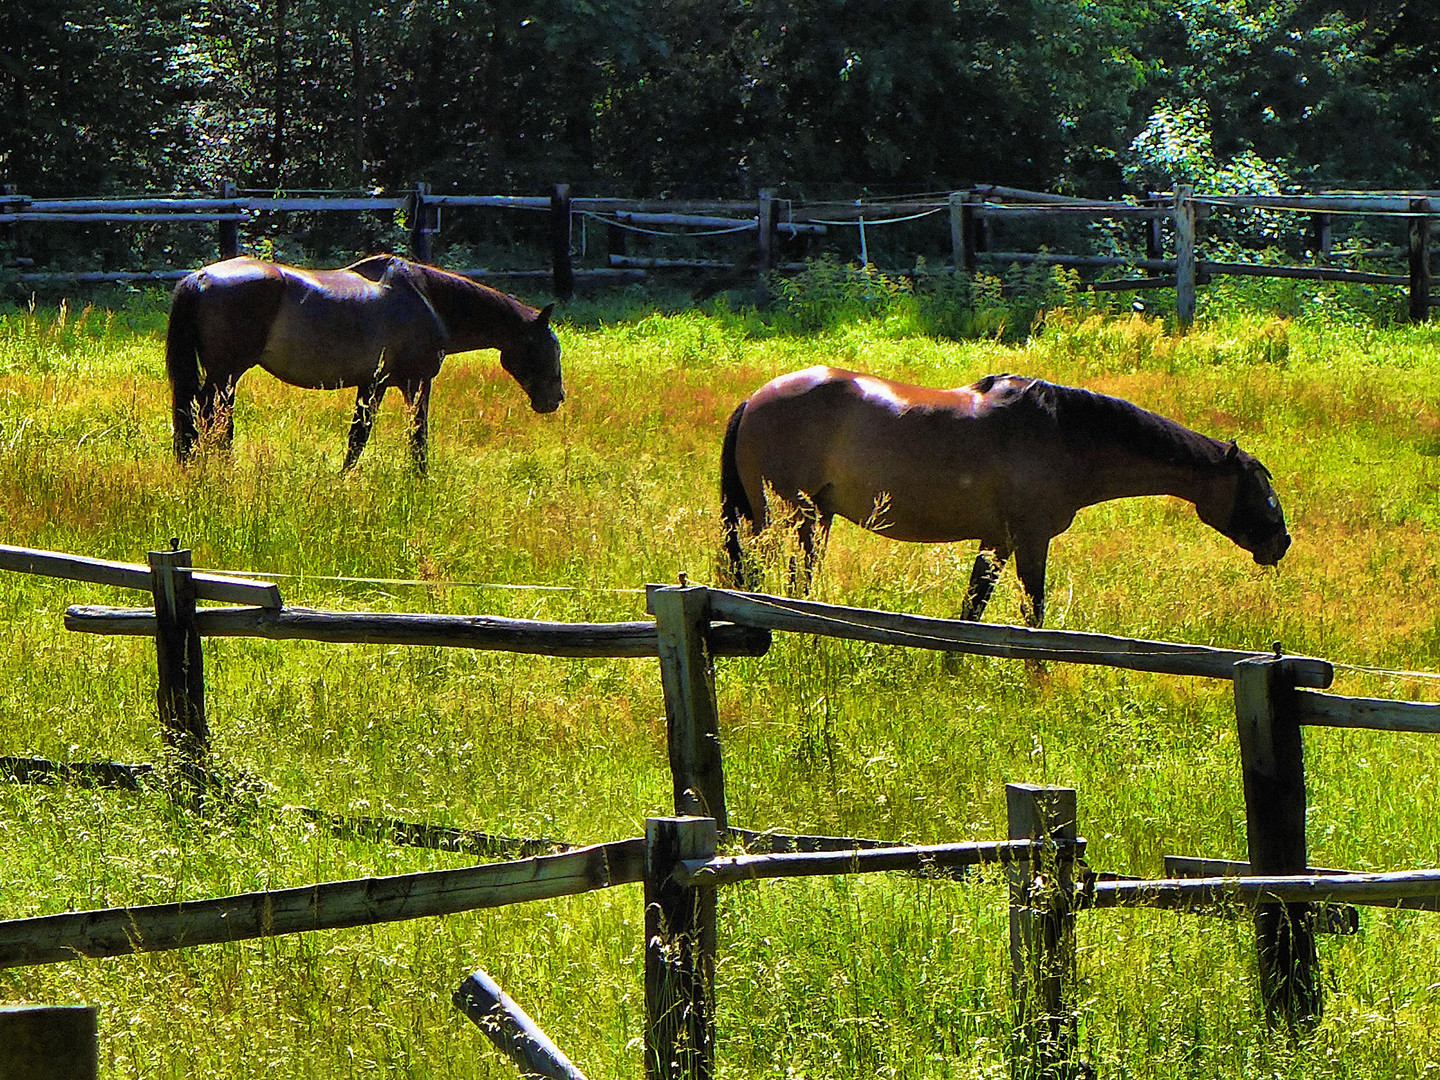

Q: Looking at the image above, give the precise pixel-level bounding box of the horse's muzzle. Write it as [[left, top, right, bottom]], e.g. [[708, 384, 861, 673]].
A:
[[1253, 532, 1291, 566], [528, 386, 566, 413]]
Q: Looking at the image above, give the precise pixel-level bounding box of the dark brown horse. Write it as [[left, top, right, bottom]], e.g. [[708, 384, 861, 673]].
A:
[[720, 367, 1290, 626], [165, 254, 564, 470]]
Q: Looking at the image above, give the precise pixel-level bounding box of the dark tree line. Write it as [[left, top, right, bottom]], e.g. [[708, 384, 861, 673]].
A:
[[1, 0, 1436, 199]]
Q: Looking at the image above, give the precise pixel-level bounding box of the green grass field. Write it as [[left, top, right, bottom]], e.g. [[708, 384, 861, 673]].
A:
[[2, 277, 1440, 1078]]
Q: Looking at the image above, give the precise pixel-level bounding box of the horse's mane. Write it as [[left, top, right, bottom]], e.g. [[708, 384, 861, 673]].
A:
[[410, 262, 538, 324], [1012, 377, 1230, 466]]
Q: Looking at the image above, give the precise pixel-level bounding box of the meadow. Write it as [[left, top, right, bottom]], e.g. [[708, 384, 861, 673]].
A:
[[2, 271, 1440, 1078]]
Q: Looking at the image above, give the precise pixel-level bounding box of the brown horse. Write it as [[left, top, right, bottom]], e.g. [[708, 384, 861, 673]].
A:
[[720, 367, 1291, 626], [165, 254, 564, 470]]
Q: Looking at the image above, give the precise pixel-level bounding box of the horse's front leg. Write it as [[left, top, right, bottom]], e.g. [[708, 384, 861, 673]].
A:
[[960, 543, 1011, 621], [1013, 538, 1050, 629], [401, 378, 432, 474], [344, 383, 387, 470]]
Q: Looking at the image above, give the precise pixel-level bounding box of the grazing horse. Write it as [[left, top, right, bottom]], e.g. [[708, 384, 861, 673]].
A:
[[719, 367, 1290, 626], [165, 254, 564, 470]]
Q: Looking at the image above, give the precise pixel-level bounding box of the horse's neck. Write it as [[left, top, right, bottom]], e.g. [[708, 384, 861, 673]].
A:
[[422, 273, 526, 351], [1082, 428, 1230, 508]]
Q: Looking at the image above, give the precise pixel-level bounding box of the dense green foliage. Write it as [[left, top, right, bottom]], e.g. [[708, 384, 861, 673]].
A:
[[1, 287, 1440, 1076], [2, 1, 1436, 200]]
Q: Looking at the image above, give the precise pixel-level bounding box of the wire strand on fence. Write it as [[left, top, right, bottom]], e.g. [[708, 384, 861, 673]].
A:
[[1330, 662, 1440, 683], [576, 211, 757, 238], [189, 567, 646, 595], [804, 206, 947, 228]]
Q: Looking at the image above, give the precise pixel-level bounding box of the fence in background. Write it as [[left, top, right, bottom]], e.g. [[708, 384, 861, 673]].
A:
[[2, 183, 1434, 322], [3, 547, 1440, 1076]]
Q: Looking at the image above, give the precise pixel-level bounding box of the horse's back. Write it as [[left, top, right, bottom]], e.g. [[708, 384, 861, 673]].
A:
[[734, 367, 1062, 542]]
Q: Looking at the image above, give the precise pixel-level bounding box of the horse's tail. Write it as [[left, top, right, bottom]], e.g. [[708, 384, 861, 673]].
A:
[[719, 399, 754, 588], [165, 274, 204, 461]]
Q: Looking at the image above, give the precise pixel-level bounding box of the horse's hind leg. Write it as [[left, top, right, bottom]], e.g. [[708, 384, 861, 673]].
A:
[[400, 378, 432, 474], [960, 543, 1011, 622], [196, 376, 237, 453], [344, 383, 387, 470], [792, 511, 831, 594]]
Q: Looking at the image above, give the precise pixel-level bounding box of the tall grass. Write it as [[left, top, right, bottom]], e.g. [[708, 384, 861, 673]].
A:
[[1, 280, 1440, 1078]]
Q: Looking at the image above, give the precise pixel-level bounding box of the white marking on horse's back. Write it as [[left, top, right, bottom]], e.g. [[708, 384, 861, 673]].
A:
[[853, 375, 909, 414]]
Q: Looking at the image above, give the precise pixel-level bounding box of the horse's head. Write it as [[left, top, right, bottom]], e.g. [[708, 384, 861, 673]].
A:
[[1204, 441, 1291, 565], [501, 304, 565, 413]]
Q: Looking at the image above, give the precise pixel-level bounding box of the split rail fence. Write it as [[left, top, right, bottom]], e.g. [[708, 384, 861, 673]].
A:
[[2, 543, 1440, 1078], [3, 182, 1434, 323]]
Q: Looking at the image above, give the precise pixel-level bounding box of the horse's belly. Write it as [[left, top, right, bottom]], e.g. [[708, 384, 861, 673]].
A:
[[831, 484, 995, 543], [259, 312, 390, 389], [259, 336, 385, 389]]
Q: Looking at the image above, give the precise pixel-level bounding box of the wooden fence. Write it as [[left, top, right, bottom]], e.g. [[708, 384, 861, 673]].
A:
[[3, 182, 1433, 322], [3, 545, 1440, 1078]]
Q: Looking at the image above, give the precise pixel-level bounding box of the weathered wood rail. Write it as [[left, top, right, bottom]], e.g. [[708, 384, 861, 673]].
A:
[[4, 547, 1440, 1077]]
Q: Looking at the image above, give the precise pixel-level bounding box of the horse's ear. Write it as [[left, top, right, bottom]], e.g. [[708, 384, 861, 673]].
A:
[[537, 303, 555, 326], [1225, 440, 1240, 461]]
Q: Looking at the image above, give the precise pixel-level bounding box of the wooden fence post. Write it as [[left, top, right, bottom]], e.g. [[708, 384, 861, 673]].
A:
[[1309, 212, 1331, 265], [150, 544, 208, 800], [551, 183, 574, 301], [1234, 657, 1320, 1027], [1409, 198, 1432, 323], [648, 586, 728, 833], [217, 178, 240, 259], [645, 816, 718, 1080], [1146, 192, 1164, 262], [1174, 185, 1197, 327], [1007, 783, 1079, 1079], [756, 188, 777, 306], [409, 182, 435, 262], [0, 1004, 97, 1080], [950, 192, 978, 274]]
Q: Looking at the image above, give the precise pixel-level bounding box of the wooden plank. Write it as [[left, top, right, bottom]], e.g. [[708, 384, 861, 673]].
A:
[[0, 838, 645, 970], [0, 544, 281, 607], [700, 589, 1334, 687], [728, 826, 898, 853], [1089, 868, 1440, 909], [644, 818, 717, 1080], [648, 587, 729, 830], [239, 197, 407, 212], [454, 970, 590, 1080], [27, 198, 243, 212], [0, 213, 246, 223], [1163, 856, 1359, 932], [0, 757, 153, 790], [1234, 658, 1320, 1026], [608, 210, 756, 230], [64, 604, 771, 659], [1294, 690, 1440, 733], [975, 203, 1169, 220], [676, 839, 1048, 886], [1165, 855, 1432, 915], [1199, 194, 1418, 214]]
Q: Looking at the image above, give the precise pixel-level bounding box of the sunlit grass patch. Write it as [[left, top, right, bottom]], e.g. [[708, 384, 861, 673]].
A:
[[1, 293, 1439, 1077]]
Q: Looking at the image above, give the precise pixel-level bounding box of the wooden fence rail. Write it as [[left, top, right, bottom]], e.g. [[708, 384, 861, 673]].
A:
[[0, 839, 644, 970]]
